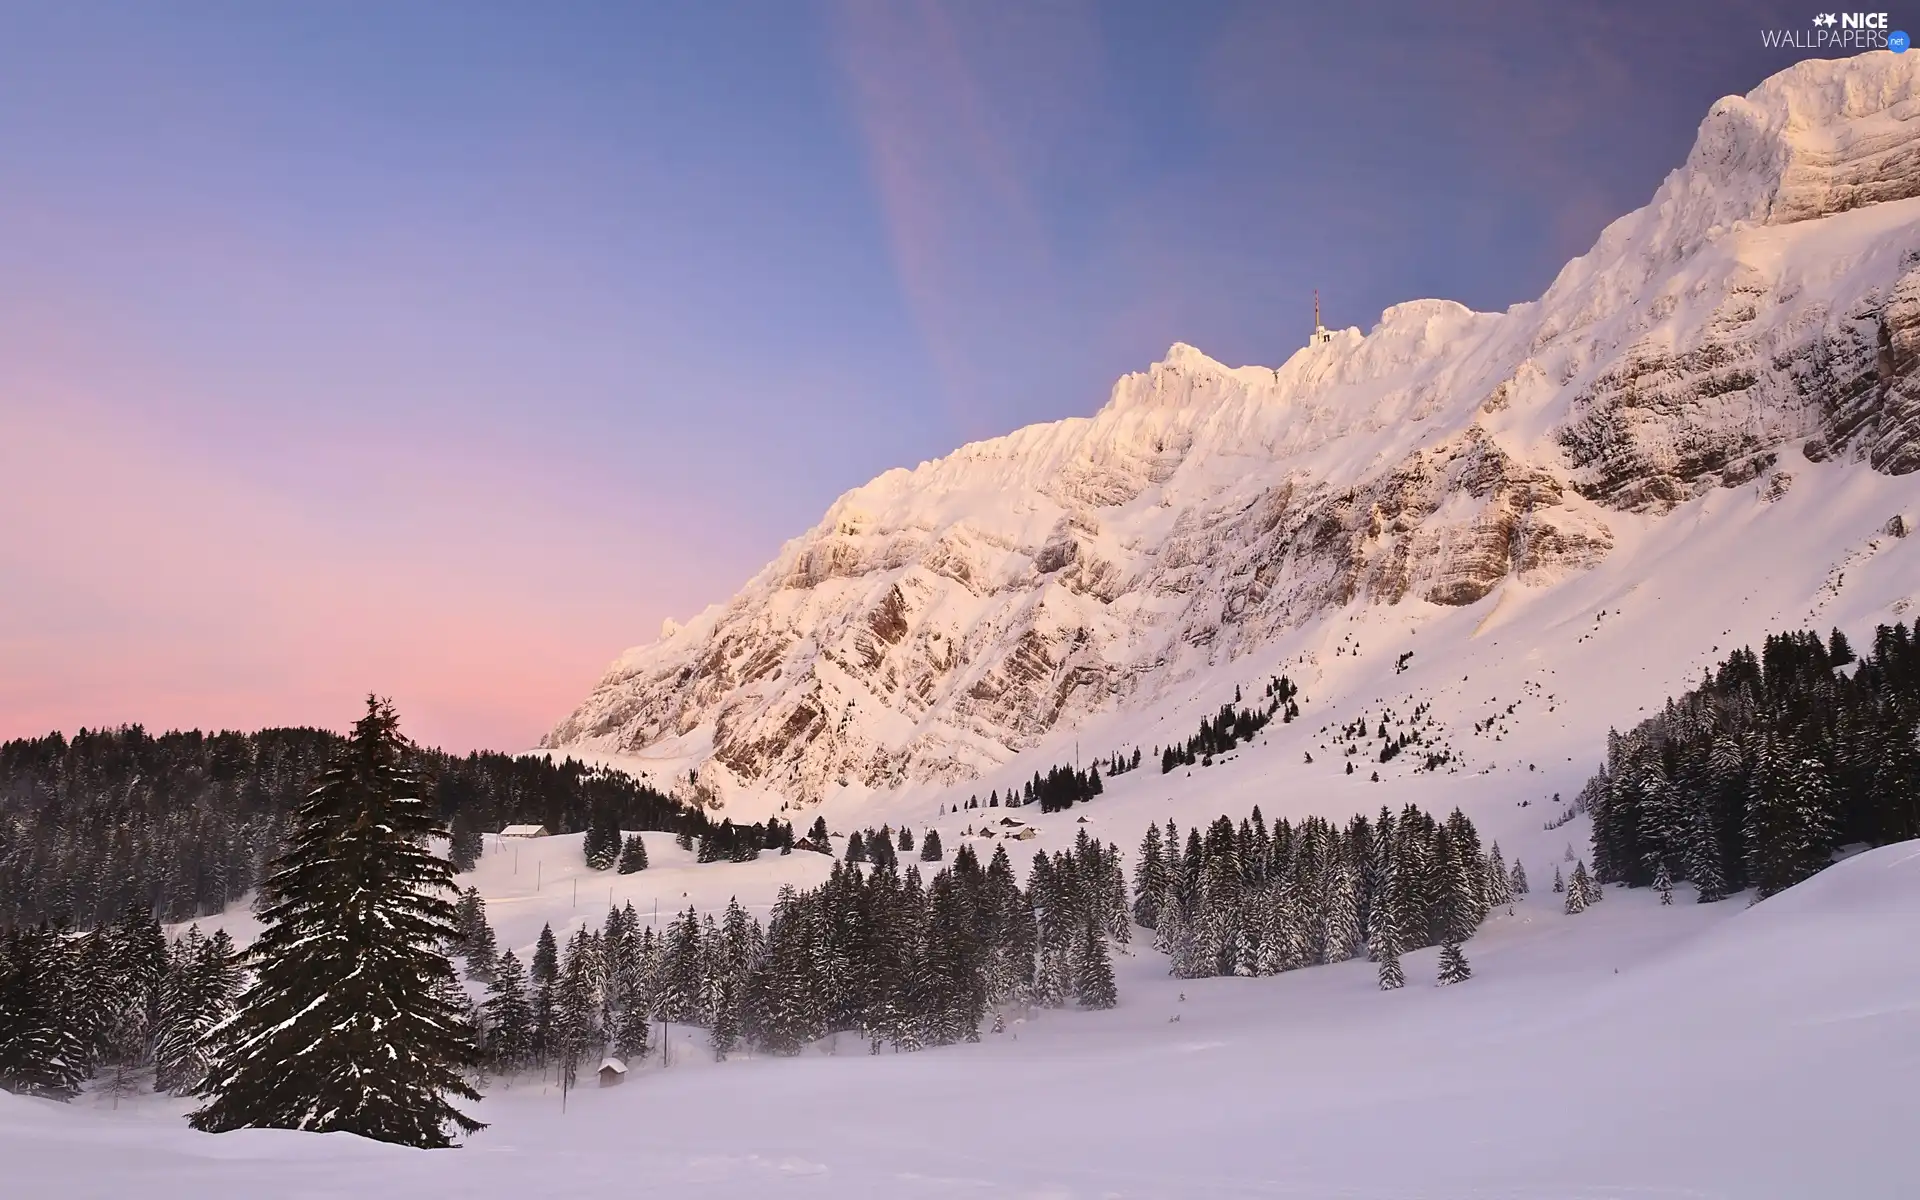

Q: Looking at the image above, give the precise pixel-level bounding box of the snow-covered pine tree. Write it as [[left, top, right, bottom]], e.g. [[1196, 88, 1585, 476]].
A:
[[465, 921, 498, 983], [1132, 822, 1167, 929], [553, 929, 601, 1094], [1485, 842, 1513, 907], [153, 926, 238, 1095], [1105, 845, 1132, 949], [1686, 800, 1728, 903], [1743, 738, 1837, 898], [0, 924, 89, 1098], [1510, 859, 1530, 896], [655, 907, 704, 1029], [1436, 941, 1470, 985], [617, 833, 649, 874], [1322, 858, 1360, 964], [1565, 862, 1591, 915], [1073, 921, 1117, 1010], [481, 950, 534, 1074], [1368, 870, 1405, 991], [1033, 947, 1067, 1008], [190, 699, 483, 1147], [583, 809, 620, 871], [531, 923, 559, 985], [1551, 864, 1564, 894], [708, 975, 739, 1061], [453, 889, 497, 981], [1654, 859, 1673, 905], [920, 828, 944, 862]]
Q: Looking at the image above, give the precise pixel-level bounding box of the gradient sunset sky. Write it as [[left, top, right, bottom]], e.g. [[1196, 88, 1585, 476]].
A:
[[0, 2, 1849, 751]]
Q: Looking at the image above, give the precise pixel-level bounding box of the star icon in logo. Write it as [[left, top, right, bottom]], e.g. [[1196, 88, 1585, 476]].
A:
[[1813, 12, 1838, 26]]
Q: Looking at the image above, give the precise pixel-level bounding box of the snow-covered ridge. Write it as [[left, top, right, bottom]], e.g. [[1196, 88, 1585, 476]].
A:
[[546, 53, 1920, 812]]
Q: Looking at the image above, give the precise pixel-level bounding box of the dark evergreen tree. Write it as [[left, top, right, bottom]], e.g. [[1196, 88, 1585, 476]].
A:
[[617, 833, 650, 874], [190, 699, 483, 1148], [1436, 941, 1471, 985], [481, 950, 534, 1074], [531, 923, 559, 985], [919, 829, 944, 862], [1072, 921, 1117, 1010], [0, 925, 89, 1098], [153, 926, 239, 1095], [583, 808, 621, 871]]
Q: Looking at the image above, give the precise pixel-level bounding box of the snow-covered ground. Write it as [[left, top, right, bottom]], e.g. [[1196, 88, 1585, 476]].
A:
[[8, 839, 1916, 1198]]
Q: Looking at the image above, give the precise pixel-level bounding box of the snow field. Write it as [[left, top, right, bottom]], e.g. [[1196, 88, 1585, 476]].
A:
[[13, 840, 1918, 1198]]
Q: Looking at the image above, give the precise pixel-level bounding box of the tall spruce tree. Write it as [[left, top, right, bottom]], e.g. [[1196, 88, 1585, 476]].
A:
[[481, 950, 534, 1074], [190, 699, 483, 1147], [1073, 921, 1118, 1010], [531, 923, 559, 985], [1564, 862, 1592, 915]]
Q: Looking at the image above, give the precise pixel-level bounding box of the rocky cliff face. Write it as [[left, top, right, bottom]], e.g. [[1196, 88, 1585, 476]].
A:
[[546, 54, 1920, 808]]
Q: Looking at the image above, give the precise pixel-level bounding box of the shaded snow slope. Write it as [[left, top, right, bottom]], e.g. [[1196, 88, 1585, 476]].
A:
[[546, 53, 1920, 816], [15, 840, 1918, 1199]]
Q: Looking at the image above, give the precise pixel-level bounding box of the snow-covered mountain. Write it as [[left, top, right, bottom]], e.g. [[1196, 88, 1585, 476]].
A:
[[545, 53, 1920, 814]]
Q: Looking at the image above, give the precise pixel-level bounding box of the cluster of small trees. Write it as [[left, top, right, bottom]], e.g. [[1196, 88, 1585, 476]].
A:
[[580, 814, 796, 871], [1159, 681, 1296, 773], [1588, 625, 1920, 901], [466, 898, 762, 1090], [0, 907, 239, 1100], [1029, 763, 1105, 813], [1132, 803, 1505, 989], [0, 724, 715, 929], [844, 824, 946, 866], [463, 835, 1121, 1082]]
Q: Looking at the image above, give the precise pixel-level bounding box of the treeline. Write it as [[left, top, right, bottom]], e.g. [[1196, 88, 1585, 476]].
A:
[[1133, 802, 1506, 988], [0, 907, 240, 1100], [581, 809, 797, 870], [1589, 625, 1920, 901], [458, 833, 1122, 1084], [0, 725, 713, 929]]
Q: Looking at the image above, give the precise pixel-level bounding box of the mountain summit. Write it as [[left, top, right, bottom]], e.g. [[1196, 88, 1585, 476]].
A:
[[545, 53, 1920, 810]]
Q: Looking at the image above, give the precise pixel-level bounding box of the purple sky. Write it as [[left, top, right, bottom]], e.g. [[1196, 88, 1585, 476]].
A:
[[0, 2, 1846, 751]]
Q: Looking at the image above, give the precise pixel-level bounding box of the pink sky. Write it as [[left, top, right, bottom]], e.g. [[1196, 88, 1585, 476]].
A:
[[0, 3, 1795, 753], [0, 376, 750, 753]]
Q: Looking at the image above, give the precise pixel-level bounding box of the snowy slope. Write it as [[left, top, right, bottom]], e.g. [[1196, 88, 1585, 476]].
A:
[[546, 52, 1920, 823], [16, 838, 1919, 1199]]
